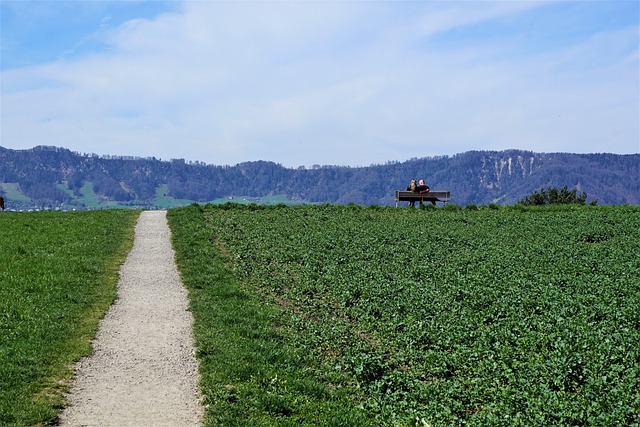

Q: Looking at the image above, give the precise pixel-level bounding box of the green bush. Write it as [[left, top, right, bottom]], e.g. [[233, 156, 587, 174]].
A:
[[519, 186, 593, 206], [443, 203, 462, 211]]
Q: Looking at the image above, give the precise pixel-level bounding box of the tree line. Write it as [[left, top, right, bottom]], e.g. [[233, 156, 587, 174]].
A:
[[0, 146, 638, 208]]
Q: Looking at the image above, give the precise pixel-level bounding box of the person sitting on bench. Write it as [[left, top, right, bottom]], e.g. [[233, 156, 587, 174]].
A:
[[406, 179, 418, 206], [417, 179, 430, 194]]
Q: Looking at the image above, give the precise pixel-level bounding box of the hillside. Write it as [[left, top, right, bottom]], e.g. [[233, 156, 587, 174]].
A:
[[0, 146, 638, 209]]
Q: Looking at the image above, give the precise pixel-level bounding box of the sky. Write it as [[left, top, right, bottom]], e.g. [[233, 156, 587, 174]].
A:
[[1, 1, 638, 168]]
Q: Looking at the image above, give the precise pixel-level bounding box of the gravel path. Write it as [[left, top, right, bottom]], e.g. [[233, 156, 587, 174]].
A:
[[59, 210, 203, 427]]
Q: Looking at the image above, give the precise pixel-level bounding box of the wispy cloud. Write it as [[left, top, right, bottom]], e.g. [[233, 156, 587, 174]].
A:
[[1, 1, 638, 167]]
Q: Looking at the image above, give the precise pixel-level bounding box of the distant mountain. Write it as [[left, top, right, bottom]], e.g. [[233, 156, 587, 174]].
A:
[[0, 145, 638, 210]]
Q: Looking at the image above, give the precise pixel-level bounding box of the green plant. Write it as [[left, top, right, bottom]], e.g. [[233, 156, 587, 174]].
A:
[[170, 205, 640, 426], [419, 203, 437, 211], [168, 204, 640, 425], [519, 186, 592, 206], [443, 203, 462, 211], [168, 206, 373, 426]]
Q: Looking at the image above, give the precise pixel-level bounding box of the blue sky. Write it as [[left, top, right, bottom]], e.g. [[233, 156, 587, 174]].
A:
[[1, 1, 638, 167]]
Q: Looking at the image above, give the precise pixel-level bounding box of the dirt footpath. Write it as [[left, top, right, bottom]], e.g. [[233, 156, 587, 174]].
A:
[[59, 210, 203, 427]]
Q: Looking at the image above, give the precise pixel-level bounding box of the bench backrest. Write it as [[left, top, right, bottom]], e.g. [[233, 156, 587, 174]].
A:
[[395, 190, 450, 200]]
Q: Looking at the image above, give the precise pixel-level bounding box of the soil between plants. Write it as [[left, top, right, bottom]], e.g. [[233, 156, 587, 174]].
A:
[[58, 210, 203, 427]]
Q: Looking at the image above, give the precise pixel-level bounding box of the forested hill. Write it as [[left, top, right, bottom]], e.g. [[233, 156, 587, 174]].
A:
[[0, 145, 638, 209]]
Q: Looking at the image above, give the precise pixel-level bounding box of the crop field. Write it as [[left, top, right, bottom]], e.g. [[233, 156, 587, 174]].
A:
[[169, 204, 640, 426], [0, 210, 138, 426]]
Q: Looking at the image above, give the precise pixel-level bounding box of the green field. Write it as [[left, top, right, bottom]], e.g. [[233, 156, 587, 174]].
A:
[[168, 204, 640, 426], [0, 183, 32, 203], [2, 204, 638, 426], [0, 210, 139, 426]]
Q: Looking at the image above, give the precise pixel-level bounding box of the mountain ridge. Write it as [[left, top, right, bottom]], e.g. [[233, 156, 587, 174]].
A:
[[1, 145, 638, 209]]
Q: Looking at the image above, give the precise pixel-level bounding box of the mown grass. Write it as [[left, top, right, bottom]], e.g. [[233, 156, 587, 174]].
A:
[[153, 184, 196, 209], [169, 203, 640, 426], [0, 210, 139, 426], [168, 205, 373, 426]]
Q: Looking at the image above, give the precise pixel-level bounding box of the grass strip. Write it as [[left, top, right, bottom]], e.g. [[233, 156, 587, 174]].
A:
[[0, 210, 139, 426], [168, 204, 373, 426]]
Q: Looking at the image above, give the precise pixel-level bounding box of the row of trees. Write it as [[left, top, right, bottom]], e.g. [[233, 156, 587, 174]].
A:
[[1, 146, 638, 207], [520, 186, 596, 206]]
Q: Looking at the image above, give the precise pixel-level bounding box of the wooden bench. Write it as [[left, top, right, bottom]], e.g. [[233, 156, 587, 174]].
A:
[[395, 190, 451, 207]]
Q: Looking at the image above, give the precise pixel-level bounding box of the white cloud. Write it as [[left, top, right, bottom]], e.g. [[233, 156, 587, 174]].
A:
[[1, 1, 638, 167]]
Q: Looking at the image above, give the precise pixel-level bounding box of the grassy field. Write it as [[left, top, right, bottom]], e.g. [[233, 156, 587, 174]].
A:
[[2, 204, 638, 426], [0, 183, 32, 204], [168, 205, 371, 426], [0, 210, 139, 426], [2, 181, 306, 211], [152, 184, 197, 209], [168, 203, 640, 426]]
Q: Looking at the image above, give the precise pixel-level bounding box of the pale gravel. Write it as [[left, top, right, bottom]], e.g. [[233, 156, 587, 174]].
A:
[[58, 210, 204, 427]]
